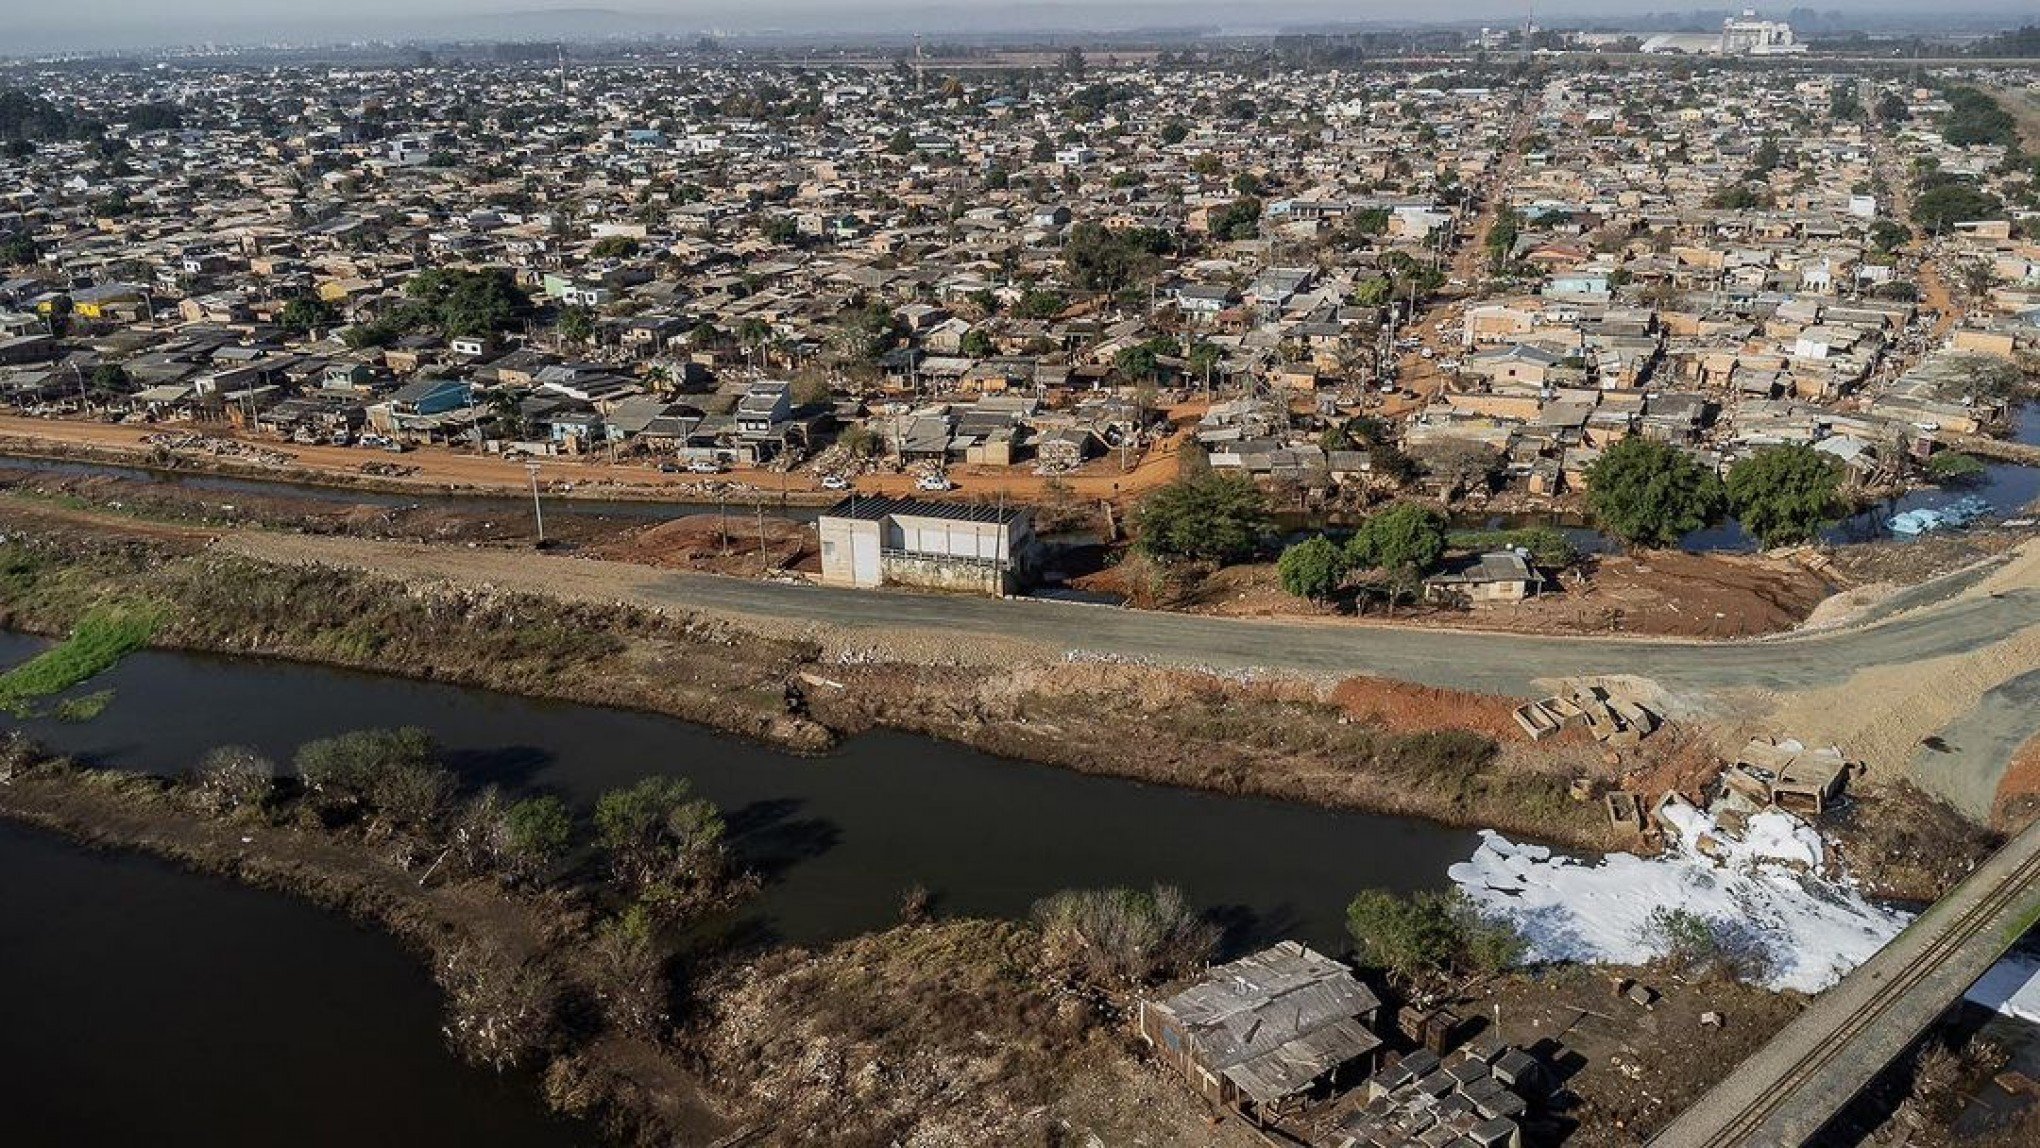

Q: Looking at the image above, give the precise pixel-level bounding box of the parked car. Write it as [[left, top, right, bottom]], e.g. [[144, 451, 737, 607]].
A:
[[687, 459, 726, 474], [916, 473, 953, 492], [820, 473, 851, 491]]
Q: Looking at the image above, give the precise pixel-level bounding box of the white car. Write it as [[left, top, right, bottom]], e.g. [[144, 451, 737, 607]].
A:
[[916, 474, 953, 492], [820, 474, 851, 491]]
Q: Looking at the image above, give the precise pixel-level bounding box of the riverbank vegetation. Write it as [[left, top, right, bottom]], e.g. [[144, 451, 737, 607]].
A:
[[0, 603, 157, 717]]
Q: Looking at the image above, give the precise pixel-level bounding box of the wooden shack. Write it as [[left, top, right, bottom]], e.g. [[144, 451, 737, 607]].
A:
[[1138, 941, 1383, 1123]]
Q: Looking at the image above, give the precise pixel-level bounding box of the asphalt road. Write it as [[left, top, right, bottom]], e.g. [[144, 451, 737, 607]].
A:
[[616, 559, 2040, 698]]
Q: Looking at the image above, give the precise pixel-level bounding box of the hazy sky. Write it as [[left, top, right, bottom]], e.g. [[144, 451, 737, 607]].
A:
[[0, 0, 2029, 53]]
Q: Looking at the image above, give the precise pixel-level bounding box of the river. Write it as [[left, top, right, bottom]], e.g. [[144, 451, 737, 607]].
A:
[[0, 634, 1473, 1140], [0, 820, 581, 1147]]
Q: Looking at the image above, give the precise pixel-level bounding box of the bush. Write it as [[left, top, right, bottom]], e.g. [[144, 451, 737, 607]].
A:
[[1636, 906, 1776, 983], [594, 776, 728, 898], [1132, 472, 1271, 564], [293, 727, 454, 827], [1925, 451, 1988, 484], [1584, 437, 1725, 548], [189, 745, 276, 818], [1726, 444, 1844, 548], [1346, 888, 1526, 982], [504, 795, 575, 877], [1446, 527, 1579, 567], [1031, 884, 1217, 985]]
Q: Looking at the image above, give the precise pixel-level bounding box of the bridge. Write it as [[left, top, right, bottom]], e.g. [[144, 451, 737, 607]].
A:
[[1649, 814, 2040, 1147]]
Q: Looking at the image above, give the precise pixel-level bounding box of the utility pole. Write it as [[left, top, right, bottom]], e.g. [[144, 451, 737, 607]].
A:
[[525, 462, 546, 545]]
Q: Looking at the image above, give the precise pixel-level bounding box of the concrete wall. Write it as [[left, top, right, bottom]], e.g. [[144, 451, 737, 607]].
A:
[[818, 517, 884, 587]]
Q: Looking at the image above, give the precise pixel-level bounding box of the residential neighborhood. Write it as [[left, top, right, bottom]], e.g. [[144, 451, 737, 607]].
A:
[[5, 15, 2040, 1148]]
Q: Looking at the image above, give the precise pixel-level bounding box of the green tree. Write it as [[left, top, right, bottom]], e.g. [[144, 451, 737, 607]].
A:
[[1277, 535, 1348, 601], [0, 231, 37, 267], [1912, 180, 2003, 233], [279, 294, 337, 333], [1346, 503, 1447, 582], [960, 328, 995, 358], [1132, 472, 1271, 564], [557, 304, 596, 344], [1016, 288, 1065, 319], [1584, 437, 1725, 548], [404, 268, 533, 337], [1726, 445, 1844, 548], [1210, 196, 1263, 241]]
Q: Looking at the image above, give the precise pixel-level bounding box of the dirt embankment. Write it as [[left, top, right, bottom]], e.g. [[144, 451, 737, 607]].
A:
[[1085, 546, 1838, 640]]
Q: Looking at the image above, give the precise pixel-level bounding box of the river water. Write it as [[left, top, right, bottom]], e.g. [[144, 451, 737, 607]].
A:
[[0, 820, 581, 1147], [0, 634, 1473, 1141]]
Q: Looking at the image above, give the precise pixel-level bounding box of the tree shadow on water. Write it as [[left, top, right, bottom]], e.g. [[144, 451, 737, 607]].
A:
[[442, 744, 557, 792], [722, 797, 841, 882]]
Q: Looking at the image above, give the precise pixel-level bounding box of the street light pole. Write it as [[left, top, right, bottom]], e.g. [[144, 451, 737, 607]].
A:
[[525, 462, 546, 545]]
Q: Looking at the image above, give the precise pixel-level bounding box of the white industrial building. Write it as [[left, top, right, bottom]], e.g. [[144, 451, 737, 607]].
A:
[[817, 496, 1038, 596]]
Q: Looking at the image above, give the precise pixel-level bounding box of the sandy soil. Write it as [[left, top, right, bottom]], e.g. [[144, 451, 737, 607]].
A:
[[1104, 548, 1835, 640], [590, 514, 817, 577]]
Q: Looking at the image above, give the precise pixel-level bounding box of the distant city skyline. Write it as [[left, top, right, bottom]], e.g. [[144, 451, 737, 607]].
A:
[[0, 1, 2034, 54]]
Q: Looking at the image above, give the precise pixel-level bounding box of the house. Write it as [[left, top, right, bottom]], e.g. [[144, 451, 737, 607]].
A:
[[734, 379, 795, 460], [816, 496, 1038, 595], [1139, 941, 1383, 1124], [1425, 552, 1539, 605]]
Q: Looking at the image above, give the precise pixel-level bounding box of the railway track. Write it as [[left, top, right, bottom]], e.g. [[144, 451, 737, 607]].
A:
[[1652, 820, 2040, 1147]]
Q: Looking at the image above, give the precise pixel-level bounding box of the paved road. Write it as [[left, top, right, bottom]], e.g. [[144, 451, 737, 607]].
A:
[[1649, 813, 2040, 1147], [640, 573, 2040, 698], [227, 533, 2040, 701]]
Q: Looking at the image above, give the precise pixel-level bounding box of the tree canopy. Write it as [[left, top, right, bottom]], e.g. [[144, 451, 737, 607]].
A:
[[1132, 471, 1271, 564], [1346, 502, 1447, 580], [1726, 445, 1845, 548], [1584, 436, 1725, 548], [1277, 535, 1347, 601]]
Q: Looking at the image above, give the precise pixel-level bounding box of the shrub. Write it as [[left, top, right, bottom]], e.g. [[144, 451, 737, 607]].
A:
[[503, 795, 575, 878], [1925, 451, 1987, 484], [1031, 884, 1217, 985], [1636, 906, 1776, 983], [293, 727, 454, 827], [1346, 889, 1526, 982], [594, 776, 728, 896], [189, 745, 276, 818]]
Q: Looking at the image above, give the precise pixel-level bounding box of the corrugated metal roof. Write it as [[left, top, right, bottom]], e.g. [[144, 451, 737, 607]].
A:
[[1149, 941, 1381, 1102], [822, 496, 1027, 525]]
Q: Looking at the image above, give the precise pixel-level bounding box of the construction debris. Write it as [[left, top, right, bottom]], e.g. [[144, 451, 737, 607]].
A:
[[1722, 737, 1851, 815], [1514, 679, 1659, 746]]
